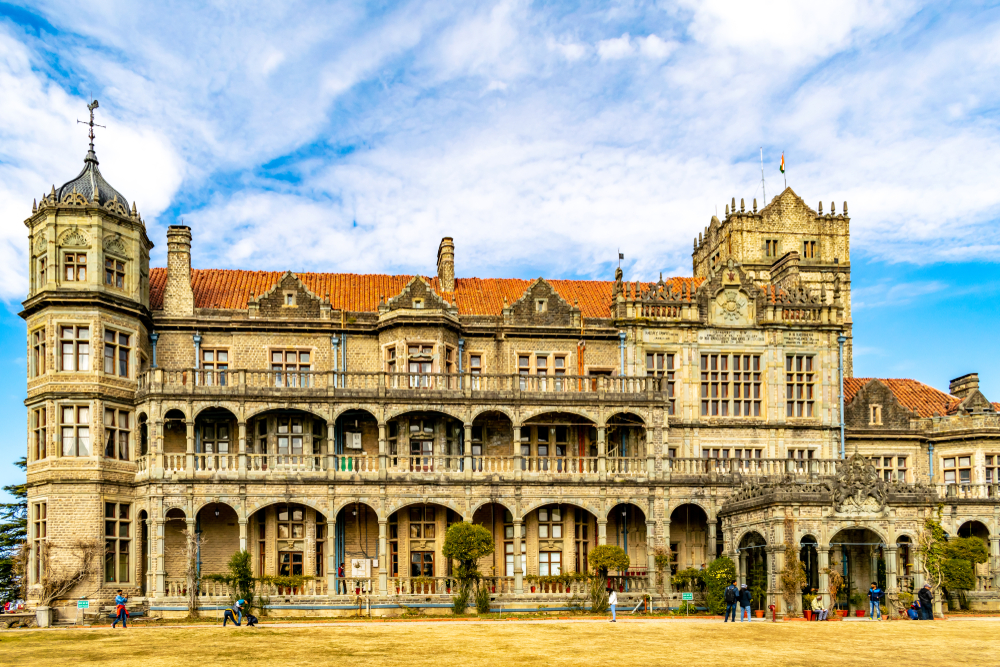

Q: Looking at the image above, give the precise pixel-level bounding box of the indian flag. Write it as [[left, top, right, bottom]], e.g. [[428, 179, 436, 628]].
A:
[[779, 153, 785, 174]]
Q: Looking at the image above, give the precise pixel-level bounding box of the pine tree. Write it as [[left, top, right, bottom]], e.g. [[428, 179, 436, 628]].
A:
[[0, 457, 28, 602]]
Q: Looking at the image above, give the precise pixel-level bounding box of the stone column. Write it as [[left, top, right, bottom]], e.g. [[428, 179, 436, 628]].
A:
[[513, 519, 524, 594], [707, 517, 717, 564], [597, 520, 607, 546], [237, 421, 247, 477], [153, 418, 164, 479], [739, 550, 748, 587], [378, 520, 388, 595], [913, 550, 925, 590], [767, 545, 781, 614], [145, 517, 154, 597], [990, 537, 1000, 591], [886, 546, 898, 592], [663, 518, 673, 593], [378, 422, 387, 480], [327, 517, 338, 595], [646, 520, 657, 591], [154, 518, 165, 597], [463, 423, 473, 480], [239, 518, 247, 552], [513, 426, 522, 480], [817, 546, 830, 610], [185, 416, 195, 474], [597, 426, 607, 478], [327, 423, 336, 480]]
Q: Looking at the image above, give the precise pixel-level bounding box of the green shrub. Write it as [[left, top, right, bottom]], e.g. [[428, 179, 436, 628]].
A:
[[589, 545, 629, 577], [704, 557, 736, 614], [452, 587, 470, 615], [942, 558, 976, 591], [475, 581, 491, 615]]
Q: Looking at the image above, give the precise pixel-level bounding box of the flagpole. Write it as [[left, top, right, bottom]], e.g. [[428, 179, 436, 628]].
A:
[[760, 147, 766, 204]]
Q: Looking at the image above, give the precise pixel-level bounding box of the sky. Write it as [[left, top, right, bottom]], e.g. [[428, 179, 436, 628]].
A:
[[0, 0, 998, 490]]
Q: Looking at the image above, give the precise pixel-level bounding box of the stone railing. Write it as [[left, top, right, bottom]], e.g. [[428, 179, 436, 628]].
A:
[[663, 457, 838, 478], [936, 484, 1000, 500], [136, 369, 670, 402], [329, 577, 374, 595], [261, 578, 329, 597]]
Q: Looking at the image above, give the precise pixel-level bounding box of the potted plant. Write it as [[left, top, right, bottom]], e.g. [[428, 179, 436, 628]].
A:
[[803, 593, 815, 620], [850, 591, 866, 617], [750, 564, 767, 618], [526, 575, 538, 593]]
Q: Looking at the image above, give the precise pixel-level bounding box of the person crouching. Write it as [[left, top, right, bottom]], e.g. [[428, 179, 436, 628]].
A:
[[223, 599, 247, 627]]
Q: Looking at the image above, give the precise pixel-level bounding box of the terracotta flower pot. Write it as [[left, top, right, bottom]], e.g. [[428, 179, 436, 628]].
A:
[[491, 586, 496, 593], [804, 610, 812, 620], [531, 586, 536, 593], [754, 610, 765, 618], [855, 609, 865, 617], [838, 610, 848, 617]]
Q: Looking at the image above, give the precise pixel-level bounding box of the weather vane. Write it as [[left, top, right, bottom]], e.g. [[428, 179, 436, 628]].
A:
[[77, 99, 105, 151]]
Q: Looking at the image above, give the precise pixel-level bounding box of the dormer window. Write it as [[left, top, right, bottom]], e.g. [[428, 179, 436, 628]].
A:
[[284, 292, 296, 306], [104, 258, 125, 289], [869, 405, 883, 426], [535, 299, 548, 313], [413, 298, 424, 309]]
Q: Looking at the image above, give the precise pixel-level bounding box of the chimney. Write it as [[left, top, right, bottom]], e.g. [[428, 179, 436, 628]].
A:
[[949, 373, 979, 399], [437, 237, 455, 293], [164, 225, 195, 316]]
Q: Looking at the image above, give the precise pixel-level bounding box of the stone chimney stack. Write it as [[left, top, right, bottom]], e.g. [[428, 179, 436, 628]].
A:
[[437, 237, 455, 293], [949, 373, 979, 399], [164, 225, 195, 316]]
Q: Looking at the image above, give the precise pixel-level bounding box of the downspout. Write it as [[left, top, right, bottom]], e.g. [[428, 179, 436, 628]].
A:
[[928, 443, 934, 483], [837, 333, 846, 459], [331, 335, 340, 387], [341, 333, 347, 388], [458, 338, 464, 391], [618, 331, 626, 377], [193, 332, 202, 370], [150, 332, 159, 368]]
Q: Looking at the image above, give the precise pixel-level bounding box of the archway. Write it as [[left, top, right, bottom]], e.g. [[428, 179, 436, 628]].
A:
[[162, 409, 187, 455], [829, 527, 886, 608], [471, 410, 514, 470], [739, 531, 768, 611], [522, 411, 597, 472], [248, 408, 328, 471], [385, 502, 464, 594], [606, 413, 646, 474], [195, 503, 240, 588], [958, 520, 990, 541], [334, 409, 378, 470], [137, 510, 148, 596], [800, 535, 819, 591], [608, 503, 647, 590], [194, 408, 237, 471], [249, 501, 332, 595], [896, 535, 914, 589], [387, 410, 465, 473], [137, 413, 149, 457], [670, 504, 709, 572], [163, 507, 188, 597]]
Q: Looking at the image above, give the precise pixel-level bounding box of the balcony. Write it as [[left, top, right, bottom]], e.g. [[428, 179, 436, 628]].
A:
[[136, 368, 669, 404], [135, 453, 843, 484]]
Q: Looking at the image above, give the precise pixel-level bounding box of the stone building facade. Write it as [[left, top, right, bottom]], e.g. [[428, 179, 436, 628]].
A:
[[20, 130, 1000, 620]]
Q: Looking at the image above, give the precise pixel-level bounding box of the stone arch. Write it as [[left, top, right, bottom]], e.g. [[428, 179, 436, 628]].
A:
[[193, 498, 243, 520], [332, 403, 383, 422], [518, 498, 601, 522], [827, 524, 888, 547], [163, 507, 187, 521], [193, 403, 243, 420], [471, 405, 515, 423], [244, 404, 329, 423], [385, 406, 467, 424], [605, 410, 647, 425], [469, 496, 516, 519], [385, 497, 464, 520], [667, 498, 712, 518], [163, 407, 187, 421], [245, 495, 330, 518], [519, 407, 597, 427], [332, 498, 383, 522], [957, 520, 990, 541], [735, 527, 768, 550]]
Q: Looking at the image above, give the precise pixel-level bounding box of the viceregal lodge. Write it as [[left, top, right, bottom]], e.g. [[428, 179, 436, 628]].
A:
[[20, 122, 1000, 622]]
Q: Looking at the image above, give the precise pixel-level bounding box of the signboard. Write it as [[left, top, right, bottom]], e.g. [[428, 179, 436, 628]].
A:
[[346, 432, 362, 449], [350, 557, 371, 578], [642, 330, 680, 344], [698, 329, 766, 346], [783, 331, 819, 347], [681, 592, 693, 601], [77, 600, 90, 609]]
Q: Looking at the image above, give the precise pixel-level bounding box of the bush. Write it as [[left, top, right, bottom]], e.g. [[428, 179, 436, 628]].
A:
[[942, 558, 976, 591], [589, 577, 610, 614], [452, 587, 470, 615], [945, 537, 989, 565], [475, 581, 491, 615], [704, 557, 736, 615], [589, 545, 629, 577], [673, 568, 704, 592]]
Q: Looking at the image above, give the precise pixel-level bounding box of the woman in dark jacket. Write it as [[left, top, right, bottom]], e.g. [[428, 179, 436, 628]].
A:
[[917, 584, 934, 620], [738, 584, 753, 621]]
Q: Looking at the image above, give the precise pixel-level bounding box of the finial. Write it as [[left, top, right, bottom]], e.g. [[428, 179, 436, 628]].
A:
[[699, 232, 703, 244], [725, 204, 729, 216], [32, 199, 37, 213], [830, 201, 835, 214], [50, 185, 56, 198], [753, 198, 757, 213], [731, 197, 736, 212], [693, 238, 697, 250], [843, 201, 848, 216], [77, 99, 105, 160], [131, 201, 138, 217], [818, 201, 823, 214], [740, 198, 744, 212]]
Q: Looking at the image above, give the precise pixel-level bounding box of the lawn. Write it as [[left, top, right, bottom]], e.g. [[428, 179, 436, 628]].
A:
[[1, 619, 995, 666]]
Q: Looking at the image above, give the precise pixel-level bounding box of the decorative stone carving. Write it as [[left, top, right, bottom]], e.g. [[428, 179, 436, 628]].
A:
[[103, 233, 130, 259], [60, 190, 89, 206], [58, 228, 89, 247], [830, 452, 888, 514], [33, 235, 47, 255], [104, 196, 130, 218]]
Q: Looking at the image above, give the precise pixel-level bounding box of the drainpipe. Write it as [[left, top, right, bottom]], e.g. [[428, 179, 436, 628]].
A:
[[150, 332, 159, 368], [331, 335, 340, 386], [837, 333, 846, 459], [340, 333, 347, 388], [458, 338, 465, 390], [192, 332, 202, 369], [618, 331, 626, 377], [928, 443, 934, 483]]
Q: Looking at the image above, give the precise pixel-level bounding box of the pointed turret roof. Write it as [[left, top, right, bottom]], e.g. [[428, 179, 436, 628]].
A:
[[55, 148, 129, 206]]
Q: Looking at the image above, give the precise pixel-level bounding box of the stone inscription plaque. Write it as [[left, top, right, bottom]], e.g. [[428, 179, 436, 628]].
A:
[[783, 331, 819, 347], [643, 330, 681, 344], [697, 329, 766, 346]]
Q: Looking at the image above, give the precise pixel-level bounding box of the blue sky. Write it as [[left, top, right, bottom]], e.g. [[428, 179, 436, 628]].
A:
[[0, 0, 998, 490]]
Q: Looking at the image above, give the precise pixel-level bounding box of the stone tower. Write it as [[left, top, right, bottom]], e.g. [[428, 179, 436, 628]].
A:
[[692, 187, 853, 374], [21, 101, 154, 604]]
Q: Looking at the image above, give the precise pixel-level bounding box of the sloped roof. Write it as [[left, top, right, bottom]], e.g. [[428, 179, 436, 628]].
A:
[[149, 268, 705, 318], [844, 378, 958, 418]]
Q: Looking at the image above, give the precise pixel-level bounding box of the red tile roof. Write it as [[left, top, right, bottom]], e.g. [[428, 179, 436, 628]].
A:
[[844, 378, 957, 418], [149, 268, 704, 318]]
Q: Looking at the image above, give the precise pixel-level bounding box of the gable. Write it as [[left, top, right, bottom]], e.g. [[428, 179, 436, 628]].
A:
[[506, 278, 578, 327], [384, 276, 453, 312], [252, 272, 323, 319], [845, 379, 917, 429]]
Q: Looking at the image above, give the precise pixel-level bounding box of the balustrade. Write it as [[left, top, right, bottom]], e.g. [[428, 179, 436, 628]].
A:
[[936, 484, 1000, 500], [247, 454, 328, 473]]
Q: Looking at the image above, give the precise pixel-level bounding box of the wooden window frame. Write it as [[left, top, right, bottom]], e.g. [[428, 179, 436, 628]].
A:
[[32, 502, 47, 583], [986, 455, 998, 484], [104, 501, 131, 583], [537, 505, 563, 539], [277, 504, 305, 539], [539, 550, 562, 576], [37, 254, 47, 288], [32, 406, 47, 461], [802, 239, 818, 260], [385, 345, 397, 374], [407, 342, 434, 387], [574, 515, 589, 573], [942, 456, 971, 484], [870, 455, 907, 482], [270, 349, 312, 387], [200, 420, 231, 455], [60, 404, 91, 457], [869, 405, 883, 425], [503, 510, 526, 577], [764, 239, 780, 258], [103, 407, 131, 460], [31, 328, 46, 378], [59, 325, 90, 372], [700, 353, 762, 417], [201, 348, 229, 386], [103, 328, 132, 378], [278, 551, 304, 576], [785, 354, 816, 418], [64, 252, 87, 282], [104, 257, 125, 289], [646, 352, 676, 414], [408, 506, 436, 539]]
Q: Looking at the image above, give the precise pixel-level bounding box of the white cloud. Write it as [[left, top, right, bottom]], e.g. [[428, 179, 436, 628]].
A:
[[637, 34, 675, 60], [547, 36, 587, 62], [597, 33, 635, 60]]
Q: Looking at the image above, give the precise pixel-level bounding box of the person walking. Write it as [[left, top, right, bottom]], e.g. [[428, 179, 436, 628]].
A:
[[338, 562, 346, 594], [223, 599, 247, 627], [867, 582, 882, 621], [724, 579, 739, 622], [917, 584, 934, 620], [810, 589, 828, 621], [608, 588, 618, 622], [111, 590, 128, 628], [739, 583, 753, 621]]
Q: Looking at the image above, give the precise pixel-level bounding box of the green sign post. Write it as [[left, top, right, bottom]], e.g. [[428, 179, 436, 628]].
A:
[[77, 600, 90, 609], [681, 592, 693, 601]]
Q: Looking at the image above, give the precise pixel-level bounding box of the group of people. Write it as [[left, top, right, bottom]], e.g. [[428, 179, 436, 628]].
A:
[[723, 580, 754, 621]]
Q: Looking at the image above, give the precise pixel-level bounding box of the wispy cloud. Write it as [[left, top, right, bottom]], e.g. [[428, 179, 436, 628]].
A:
[[0, 0, 996, 303]]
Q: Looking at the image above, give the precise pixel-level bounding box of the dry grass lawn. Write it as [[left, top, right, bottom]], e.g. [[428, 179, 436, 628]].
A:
[[1, 619, 995, 666]]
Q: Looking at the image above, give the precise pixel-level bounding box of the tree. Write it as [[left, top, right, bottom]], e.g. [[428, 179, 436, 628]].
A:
[[704, 556, 737, 614], [945, 537, 989, 566], [778, 520, 807, 613], [205, 550, 263, 614], [442, 522, 494, 614], [588, 544, 629, 578], [0, 457, 27, 602]]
